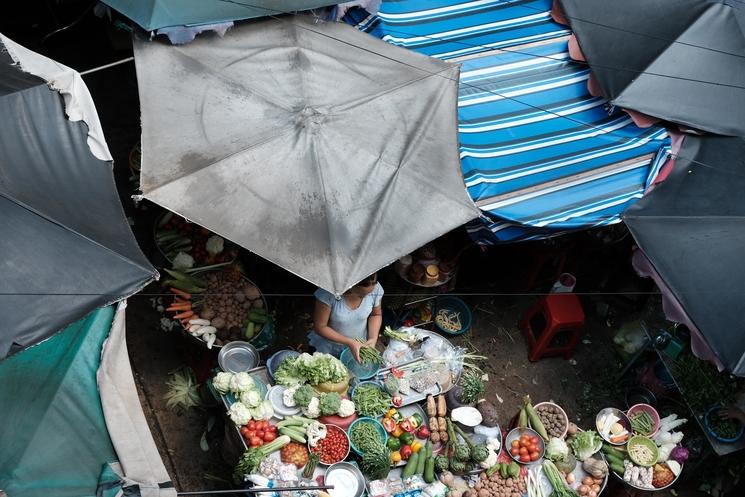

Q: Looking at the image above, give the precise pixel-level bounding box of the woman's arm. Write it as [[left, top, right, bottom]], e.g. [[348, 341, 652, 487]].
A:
[[366, 304, 383, 345], [313, 299, 363, 359]]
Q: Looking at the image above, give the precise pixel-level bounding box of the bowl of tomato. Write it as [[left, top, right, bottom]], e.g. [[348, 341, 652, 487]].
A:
[[310, 424, 350, 465], [239, 419, 278, 449], [505, 428, 545, 464]]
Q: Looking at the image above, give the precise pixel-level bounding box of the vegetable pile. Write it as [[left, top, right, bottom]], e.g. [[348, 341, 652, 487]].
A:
[[353, 383, 392, 417], [280, 441, 309, 468], [355, 338, 383, 365], [213, 371, 275, 425], [274, 352, 348, 387], [156, 212, 236, 266], [535, 403, 567, 438], [310, 425, 349, 464], [351, 419, 384, 453], [509, 433, 542, 463], [475, 464, 526, 497], [233, 435, 291, 482], [240, 420, 278, 448], [382, 407, 429, 464]]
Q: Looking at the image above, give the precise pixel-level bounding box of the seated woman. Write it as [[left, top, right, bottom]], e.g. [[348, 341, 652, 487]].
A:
[[309, 274, 383, 361]]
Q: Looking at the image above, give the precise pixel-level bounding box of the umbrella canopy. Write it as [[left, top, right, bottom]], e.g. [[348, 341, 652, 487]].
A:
[[343, 1, 670, 243], [558, 0, 745, 136], [0, 304, 175, 497], [101, 0, 338, 31], [134, 16, 479, 294], [624, 135, 745, 376], [0, 35, 157, 359]]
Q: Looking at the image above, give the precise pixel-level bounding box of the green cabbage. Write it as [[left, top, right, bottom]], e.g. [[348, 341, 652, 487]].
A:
[[568, 431, 603, 461]]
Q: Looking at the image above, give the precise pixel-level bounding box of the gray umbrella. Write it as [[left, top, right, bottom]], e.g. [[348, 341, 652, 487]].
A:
[[559, 0, 745, 136], [134, 15, 479, 294], [624, 135, 745, 375], [0, 36, 157, 359]]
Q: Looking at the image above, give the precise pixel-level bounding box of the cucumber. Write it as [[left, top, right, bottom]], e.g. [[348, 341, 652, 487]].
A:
[[610, 461, 625, 475], [248, 310, 268, 323], [423, 457, 435, 483], [244, 322, 256, 340], [279, 427, 307, 443], [158, 211, 174, 227], [277, 419, 306, 428], [416, 449, 426, 474], [402, 452, 419, 478], [425, 441, 432, 459]]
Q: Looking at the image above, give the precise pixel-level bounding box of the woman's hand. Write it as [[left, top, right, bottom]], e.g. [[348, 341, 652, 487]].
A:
[[349, 339, 364, 363], [719, 407, 745, 423], [365, 337, 377, 349]]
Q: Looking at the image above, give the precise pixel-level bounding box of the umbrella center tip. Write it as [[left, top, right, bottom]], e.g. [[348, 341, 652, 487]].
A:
[[295, 106, 329, 129]]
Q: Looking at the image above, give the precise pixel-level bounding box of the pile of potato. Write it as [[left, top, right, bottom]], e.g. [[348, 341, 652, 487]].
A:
[[470, 471, 526, 497], [536, 403, 567, 438]]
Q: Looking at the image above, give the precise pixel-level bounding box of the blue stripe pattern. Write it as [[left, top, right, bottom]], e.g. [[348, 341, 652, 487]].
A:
[[343, 0, 670, 243]]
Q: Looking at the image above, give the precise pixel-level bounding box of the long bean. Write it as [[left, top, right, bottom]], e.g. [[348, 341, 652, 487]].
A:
[[350, 420, 383, 452], [630, 411, 654, 435], [355, 338, 382, 365]]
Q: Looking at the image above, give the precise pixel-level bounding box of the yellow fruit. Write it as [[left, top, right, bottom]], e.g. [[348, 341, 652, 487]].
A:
[[391, 451, 402, 463], [411, 441, 423, 453]]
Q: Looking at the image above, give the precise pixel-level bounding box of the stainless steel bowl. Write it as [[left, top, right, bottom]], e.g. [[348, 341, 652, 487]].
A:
[[596, 407, 632, 445], [218, 341, 259, 373], [325, 462, 365, 497]]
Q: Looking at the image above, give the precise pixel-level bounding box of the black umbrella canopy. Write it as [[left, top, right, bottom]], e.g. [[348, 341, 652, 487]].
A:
[[559, 0, 745, 136], [624, 135, 745, 376], [0, 40, 157, 359]]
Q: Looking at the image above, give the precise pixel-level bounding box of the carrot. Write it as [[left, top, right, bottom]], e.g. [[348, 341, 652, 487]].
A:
[[173, 310, 194, 319], [169, 288, 191, 299], [610, 434, 629, 443], [166, 303, 191, 311]]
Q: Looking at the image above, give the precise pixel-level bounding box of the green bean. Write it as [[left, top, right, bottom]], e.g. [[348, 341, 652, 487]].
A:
[[351, 421, 383, 452]]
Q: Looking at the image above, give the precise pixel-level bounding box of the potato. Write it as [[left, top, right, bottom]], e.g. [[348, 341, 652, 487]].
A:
[[478, 490, 489, 497]]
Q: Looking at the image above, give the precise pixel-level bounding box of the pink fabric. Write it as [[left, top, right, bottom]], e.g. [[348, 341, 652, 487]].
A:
[[651, 130, 686, 186], [631, 248, 726, 371], [568, 35, 585, 61], [625, 109, 661, 128]]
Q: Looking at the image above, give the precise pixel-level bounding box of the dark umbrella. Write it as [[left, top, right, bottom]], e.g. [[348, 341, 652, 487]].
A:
[[0, 36, 157, 359], [624, 134, 745, 375], [558, 0, 745, 136]]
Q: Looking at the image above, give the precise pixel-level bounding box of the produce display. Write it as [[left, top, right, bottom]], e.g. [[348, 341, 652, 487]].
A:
[[629, 411, 655, 437], [162, 264, 268, 348], [603, 412, 688, 490], [220, 332, 682, 497], [155, 211, 237, 267]]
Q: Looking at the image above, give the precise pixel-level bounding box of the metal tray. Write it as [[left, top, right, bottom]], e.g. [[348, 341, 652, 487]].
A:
[[377, 403, 429, 467], [374, 359, 443, 407]]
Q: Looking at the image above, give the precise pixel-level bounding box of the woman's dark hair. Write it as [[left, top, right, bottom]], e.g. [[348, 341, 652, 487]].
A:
[[354, 273, 378, 288]]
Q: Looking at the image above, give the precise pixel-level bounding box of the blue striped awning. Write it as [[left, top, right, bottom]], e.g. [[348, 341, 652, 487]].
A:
[[343, 0, 670, 243]]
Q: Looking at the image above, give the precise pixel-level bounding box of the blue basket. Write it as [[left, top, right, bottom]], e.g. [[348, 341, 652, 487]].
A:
[[348, 417, 388, 455], [340, 347, 379, 380], [266, 350, 300, 383], [434, 296, 472, 335], [704, 406, 745, 443]]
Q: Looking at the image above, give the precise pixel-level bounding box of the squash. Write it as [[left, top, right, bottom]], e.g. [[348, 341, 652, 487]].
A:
[[582, 458, 608, 479]]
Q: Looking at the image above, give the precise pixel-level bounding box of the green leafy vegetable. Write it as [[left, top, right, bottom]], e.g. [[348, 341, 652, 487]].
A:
[[275, 353, 347, 386], [568, 431, 603, 461]]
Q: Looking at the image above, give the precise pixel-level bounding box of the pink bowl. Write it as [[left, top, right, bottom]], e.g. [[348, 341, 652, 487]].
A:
[[627, 403, 660, 437]]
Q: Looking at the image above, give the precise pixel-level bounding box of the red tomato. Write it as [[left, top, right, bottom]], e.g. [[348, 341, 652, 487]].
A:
[[510, 447, 520, 456], [520, 455, 531, 463], [511, 440, 520, 448], [264, 431, 276, 442], [268, 425, 277, 433], [249, 436, 262, 446], [520, 434, 530, 444], [240, 426, 250, 436], [247, 430, 256, 438], [247, 421, 256, 430], [530, 452, 540, 461], [530, 436, 540, 445], [519, 447, 528, 456]]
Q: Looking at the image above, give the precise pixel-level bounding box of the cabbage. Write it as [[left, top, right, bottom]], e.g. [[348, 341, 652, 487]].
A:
[[568, 431, 603, 461], [249, 400, 274, 421], [546, 437, 569, 462], [213, 372, 233, 394], [240, 389, 262, 408]]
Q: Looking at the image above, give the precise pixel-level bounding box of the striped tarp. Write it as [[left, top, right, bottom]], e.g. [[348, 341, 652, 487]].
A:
[[343, 0, 670, 243]]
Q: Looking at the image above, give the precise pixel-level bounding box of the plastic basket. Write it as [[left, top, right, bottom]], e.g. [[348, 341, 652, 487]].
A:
[[433, 296, 472, 335], [348, 417, 388, 456], [341, 347, 379, 380]]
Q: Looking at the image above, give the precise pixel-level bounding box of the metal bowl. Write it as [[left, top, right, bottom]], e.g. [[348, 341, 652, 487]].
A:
[[218, 341, 259, 373], [311, 425, 351, 465], [325, 462, 365, 497], [596, 407, 632, 446], [505, 427, 545, 464]]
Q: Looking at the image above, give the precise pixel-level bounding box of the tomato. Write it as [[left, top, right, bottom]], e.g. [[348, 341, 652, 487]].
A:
[[249, 436, 262, 446], [530, 451, 540, 461], [240, 426, 250, 436], [511, 440, 520, 448], [519, 447, 528, 456], [247, 421, 256, 430], [268, 425, 277, 433], [247, 430, 256, 438], [264, 431, 276, 442], [510, 447, 520, 456], [520, 434, 529, 443], [530, 436, 540, 445], [520, 455, 531, 463]]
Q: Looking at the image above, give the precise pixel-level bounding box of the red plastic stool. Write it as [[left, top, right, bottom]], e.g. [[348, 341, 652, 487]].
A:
[[519, 293, 585, 362]]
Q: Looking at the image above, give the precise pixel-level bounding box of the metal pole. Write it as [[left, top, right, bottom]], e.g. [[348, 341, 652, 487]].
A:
[[177, 485, 334, 496], [79, 57, 135, 76]]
